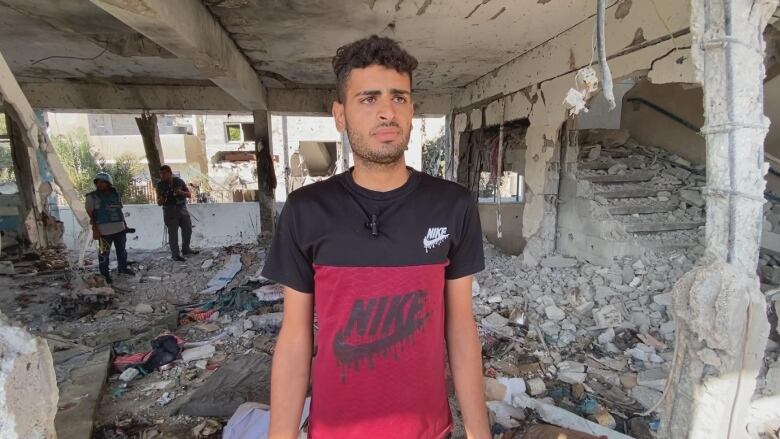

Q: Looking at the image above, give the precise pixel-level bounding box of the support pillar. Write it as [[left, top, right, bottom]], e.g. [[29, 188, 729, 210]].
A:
[[340, 131, 351, 172], [281, 115, 291, 195], [135, 111, 164, 184], [253, 110, 276, 237], [660, 1, 776, 437], [6, 114, 47, 249]]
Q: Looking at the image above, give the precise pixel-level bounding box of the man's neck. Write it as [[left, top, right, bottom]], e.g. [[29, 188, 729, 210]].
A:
[[351, 159, 410, 192]]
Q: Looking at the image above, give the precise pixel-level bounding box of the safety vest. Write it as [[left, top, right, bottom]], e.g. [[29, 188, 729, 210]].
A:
[[88, 189, 124, 224]]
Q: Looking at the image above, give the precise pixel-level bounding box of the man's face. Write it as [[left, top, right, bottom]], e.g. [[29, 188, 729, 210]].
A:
[[95, 181, 110, 191], [160, 169, 172, 182], [332, 64, 414, 166]]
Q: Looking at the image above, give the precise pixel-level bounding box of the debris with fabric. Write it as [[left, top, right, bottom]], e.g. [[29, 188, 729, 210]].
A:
[[198, 254, 243, 294]]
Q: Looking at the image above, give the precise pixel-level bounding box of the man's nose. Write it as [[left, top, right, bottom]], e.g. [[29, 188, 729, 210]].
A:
[[377, 97, 396, 121]]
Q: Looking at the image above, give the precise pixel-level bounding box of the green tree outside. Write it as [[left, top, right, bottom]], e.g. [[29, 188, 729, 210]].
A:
[[52, 131, 148, 203]]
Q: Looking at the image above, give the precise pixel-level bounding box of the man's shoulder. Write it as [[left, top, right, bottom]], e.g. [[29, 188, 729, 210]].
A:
[[287, 175, 344, 205]]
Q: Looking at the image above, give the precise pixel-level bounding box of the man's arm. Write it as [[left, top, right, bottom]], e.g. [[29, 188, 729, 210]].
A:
[[269, 287, 313, 439], [446, 275, 491, 439], [155, 183, 166, 206], [85, 196, 100, 239], [175, 179, 192, 199]]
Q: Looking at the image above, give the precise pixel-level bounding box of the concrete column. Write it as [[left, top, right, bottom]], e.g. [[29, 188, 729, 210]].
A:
[[253, 110, 276, 237], [281, 115, 290, 195], [659, 1, 776, 437], [6, 114, 48, 249], [135, 112, 164, 184], [340, 131, 351, 172]]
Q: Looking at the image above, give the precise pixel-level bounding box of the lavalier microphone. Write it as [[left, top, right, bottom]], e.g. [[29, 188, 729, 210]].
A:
[[365, 214, 379, 238]]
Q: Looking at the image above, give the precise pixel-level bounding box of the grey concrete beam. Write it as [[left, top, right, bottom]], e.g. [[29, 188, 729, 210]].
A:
[[90, 0, 267, 110], [20, 83, 246, 113]]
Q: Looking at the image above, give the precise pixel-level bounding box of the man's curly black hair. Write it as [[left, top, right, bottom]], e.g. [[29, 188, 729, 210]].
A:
[[332, 35, 418, 103]]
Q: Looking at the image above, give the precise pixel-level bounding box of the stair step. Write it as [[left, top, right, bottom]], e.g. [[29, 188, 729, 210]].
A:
[[639, 240, 701, 250], [581, 171, 656, 184], [602, 149, 633, 158], [599, 189, 659, 199], [579, 159, 644, 170], [609, 199, 679, 215], [624, 221, 705, 233]]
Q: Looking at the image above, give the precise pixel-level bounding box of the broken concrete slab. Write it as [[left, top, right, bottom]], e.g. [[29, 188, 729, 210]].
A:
[[637, 367, 668, 392], [630, 385, 663, 411], [599, 189, 659, 199], [679, 189, 705, 207], [0, 312, 58, 439], [181, 344, 216, 362], [176, 353, 272, 418], [581, 171, 656, 184], [540, 256, 578, 268], [624, 221, 705, 233], [609, 200, 679, 215], [54, 348, 111, 439], [482, 312, 509, 328]]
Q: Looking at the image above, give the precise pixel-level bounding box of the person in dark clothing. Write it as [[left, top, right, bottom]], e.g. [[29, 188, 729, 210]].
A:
[[262, 36, 490, 439], [85, 172, 135, 283], [156, 165, 199, 261]]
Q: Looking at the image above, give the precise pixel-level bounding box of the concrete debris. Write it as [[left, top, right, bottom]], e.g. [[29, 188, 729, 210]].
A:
[[541, 256, 579, 268], [0, 261, 15, 275], [630, 386, 663, 410], [544, 305, 566, 321], [593, 304, 623, 328], [512, 393, 634, 439], [483, 312, 509, 328], [181, 344, 216, 362], [587, 145, 602, 160], [637, 367, 667, 392], [119, 367, 140, 382], [0, 311, 58, 439], [201, 259, 214, 270], [527, 377, 546, 396], [135, 303, 154, 314], [679, 189, 705, 207]]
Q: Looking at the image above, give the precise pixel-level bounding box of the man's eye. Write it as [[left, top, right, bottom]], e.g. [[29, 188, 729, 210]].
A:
[[393, 96, 407, 103], [362, 97, 376, 104]]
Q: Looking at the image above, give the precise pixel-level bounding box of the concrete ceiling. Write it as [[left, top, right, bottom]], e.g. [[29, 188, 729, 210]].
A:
[[0, 0, 210, 85], [0, 0, 599, 92], [205, 0, 596, 89]]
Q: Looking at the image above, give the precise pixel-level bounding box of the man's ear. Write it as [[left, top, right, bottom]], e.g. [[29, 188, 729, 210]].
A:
[[332, 100, 346, 133]]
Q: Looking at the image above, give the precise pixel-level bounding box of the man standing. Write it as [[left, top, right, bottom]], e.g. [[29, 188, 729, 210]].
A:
[[263, 36, 490, 439], [86, 172, 134, 283], [156, 165, 198, 261]]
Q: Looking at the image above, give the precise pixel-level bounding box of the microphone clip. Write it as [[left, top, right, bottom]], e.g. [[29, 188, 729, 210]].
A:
[[365, 214, 379, 238]]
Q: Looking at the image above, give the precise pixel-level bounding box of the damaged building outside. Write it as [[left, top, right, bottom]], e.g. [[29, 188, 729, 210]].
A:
[[0, 0, 779, 438]]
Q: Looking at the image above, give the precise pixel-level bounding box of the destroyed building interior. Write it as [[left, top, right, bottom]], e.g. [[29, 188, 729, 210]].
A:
[[2, 0, 780, 438]]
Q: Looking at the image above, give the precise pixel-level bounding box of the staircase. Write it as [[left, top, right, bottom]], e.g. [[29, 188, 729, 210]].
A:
[[558, 131, 706, 265]]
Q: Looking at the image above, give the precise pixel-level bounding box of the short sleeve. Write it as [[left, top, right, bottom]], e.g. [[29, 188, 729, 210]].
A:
[[445, 198, 485, 280], [85, 194, 94, 212], [261, 200, 314, 293]]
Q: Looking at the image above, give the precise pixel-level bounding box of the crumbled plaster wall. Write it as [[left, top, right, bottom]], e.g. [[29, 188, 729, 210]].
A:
[[452, 0, 692, 262], [0, 311, 58, 439]]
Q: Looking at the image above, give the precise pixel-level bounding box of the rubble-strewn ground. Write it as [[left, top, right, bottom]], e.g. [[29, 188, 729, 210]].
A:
[[1, 235, 778, 438]]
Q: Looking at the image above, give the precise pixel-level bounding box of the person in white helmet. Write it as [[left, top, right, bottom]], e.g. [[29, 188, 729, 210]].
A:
[[85, 172, 135, 283]]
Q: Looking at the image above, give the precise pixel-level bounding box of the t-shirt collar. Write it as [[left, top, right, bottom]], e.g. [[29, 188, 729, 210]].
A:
[[342, 166, 421, 201]]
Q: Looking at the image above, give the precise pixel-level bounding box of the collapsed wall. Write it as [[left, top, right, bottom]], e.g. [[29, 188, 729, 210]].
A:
[[451, 0, 693, 265]]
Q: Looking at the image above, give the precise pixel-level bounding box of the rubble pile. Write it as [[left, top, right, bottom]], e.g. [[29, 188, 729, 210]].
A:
[[471, 240, 697, 437]]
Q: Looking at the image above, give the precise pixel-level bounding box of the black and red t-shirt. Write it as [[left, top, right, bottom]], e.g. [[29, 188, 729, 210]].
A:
[[262, 168, 484, 439]]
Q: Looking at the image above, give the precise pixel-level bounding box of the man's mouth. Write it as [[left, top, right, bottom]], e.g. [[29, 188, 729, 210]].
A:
[[372, 128, 401, 142]]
